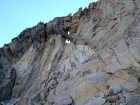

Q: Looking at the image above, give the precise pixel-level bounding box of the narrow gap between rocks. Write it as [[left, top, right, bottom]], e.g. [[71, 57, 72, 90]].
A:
[[65, 31, 71, 43]]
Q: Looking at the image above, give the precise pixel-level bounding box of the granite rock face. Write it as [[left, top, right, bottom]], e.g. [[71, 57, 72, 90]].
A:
[[0, 15, 72, 102], [0, 0, 140, 105], [71, 0, 138, 51], [0, 68, 16, 101]]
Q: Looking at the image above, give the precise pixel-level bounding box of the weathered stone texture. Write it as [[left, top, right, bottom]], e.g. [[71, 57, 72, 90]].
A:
[[1, 0, 140, 105]]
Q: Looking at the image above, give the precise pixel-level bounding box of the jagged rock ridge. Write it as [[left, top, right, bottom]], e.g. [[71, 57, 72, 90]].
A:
[[0, 14, 73, 102], [0, 0, 140, 105]]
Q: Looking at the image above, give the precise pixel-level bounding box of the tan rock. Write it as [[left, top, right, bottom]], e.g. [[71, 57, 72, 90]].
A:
[[39, 92, 45, 101], [60, 73, 70, 82], [3, 0, 140, 105], [70, 8, 82, 34], [106, 96, 119, 103], [44, 102, 49, 105]]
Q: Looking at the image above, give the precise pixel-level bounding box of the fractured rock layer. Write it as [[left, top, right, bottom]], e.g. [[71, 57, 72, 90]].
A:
[[0, 14, 72, 102], [0, 0, 140, 105]]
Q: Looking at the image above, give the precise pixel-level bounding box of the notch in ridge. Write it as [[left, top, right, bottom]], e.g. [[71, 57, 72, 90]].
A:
[[65, 31, 71, 43]]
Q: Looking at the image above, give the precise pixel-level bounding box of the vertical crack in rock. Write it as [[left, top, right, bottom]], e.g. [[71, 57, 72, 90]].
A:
[[44, 23, 47, 42]]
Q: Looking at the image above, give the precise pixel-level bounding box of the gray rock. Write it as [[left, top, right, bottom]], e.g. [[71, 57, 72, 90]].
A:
[[0, 70, 5, 85], [9, 38, 23, 53], [126, 95, 140, 105], [113, 86, 122, 95], [0, 48, 12, 69], [86, 97, 106, 105], [56, 94, 73, 105], [0, 68, 16, 101], [3, 44, 14, 62]]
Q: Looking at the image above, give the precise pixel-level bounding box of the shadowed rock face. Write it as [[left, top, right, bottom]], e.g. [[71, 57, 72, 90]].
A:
[[0, 68, 16, 101], [0, 14, 72, 102], [1, 0, 140, 105]]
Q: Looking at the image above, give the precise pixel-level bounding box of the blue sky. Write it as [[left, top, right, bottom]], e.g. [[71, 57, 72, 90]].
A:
[[0, 0, 97, 47]]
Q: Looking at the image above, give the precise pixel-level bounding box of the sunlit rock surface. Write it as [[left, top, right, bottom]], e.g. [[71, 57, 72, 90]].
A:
[[0, 0, 140, 105]]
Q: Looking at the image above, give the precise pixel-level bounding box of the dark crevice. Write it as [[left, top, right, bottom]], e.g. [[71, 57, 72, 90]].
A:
[[44, 23, 47, 42], [138, 77, 140, 82], [137, 61, 140, 65], [111, 23, 117, 30], [0, 63, 2, 69], [113, 18, 117, 20]]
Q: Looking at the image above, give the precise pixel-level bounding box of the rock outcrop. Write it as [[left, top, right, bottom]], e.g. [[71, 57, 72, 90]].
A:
[[0, 0, 140, 105], [0, 15, 73, 102]]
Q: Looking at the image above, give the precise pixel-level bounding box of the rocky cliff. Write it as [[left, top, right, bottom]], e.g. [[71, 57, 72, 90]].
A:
[[0, 0, 140, 105]]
